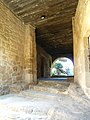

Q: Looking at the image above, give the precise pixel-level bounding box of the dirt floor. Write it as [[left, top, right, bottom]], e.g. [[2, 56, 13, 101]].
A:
[[0, 81, 90, 120]]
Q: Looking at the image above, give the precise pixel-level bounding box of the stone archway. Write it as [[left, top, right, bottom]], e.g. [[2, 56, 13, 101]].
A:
[[50, 57, 74, 77]]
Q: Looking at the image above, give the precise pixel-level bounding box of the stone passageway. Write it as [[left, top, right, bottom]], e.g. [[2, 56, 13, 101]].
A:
[[0, 81, 90, 120], [0, 0, 90, 119]]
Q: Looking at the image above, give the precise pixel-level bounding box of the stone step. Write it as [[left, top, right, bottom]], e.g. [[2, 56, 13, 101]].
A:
[[0, 81, 71, 119], [29, 85, 67, 94], [19, 89, 60, 100], [29, 80, 70, 94], [38, 80, 70, 86]]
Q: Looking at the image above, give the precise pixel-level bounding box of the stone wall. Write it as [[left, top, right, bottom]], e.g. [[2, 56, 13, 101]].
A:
[[0, 1, 37, 95], [24, 25, 37, 84], [73, 0, 90, 97], [37, 45, 52, 78], [0, 1, 25, 95]]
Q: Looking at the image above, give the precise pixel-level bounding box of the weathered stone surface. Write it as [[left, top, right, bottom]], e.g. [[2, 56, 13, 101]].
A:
[[0, 84, 10, 95], [68, 83, 84, 97], [0, 83, 90, 120], [73, 0, 90, 97], [0, 0, 25, 95], [37, 45, 52, 78], [30, 80, 70, 94], [24, 24, 37, 84], [10, 82, 29, 94], [0, 1, 37, 95]]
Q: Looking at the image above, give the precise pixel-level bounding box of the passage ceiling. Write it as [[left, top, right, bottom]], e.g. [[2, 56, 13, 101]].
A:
[[2, 0, 78, 56]]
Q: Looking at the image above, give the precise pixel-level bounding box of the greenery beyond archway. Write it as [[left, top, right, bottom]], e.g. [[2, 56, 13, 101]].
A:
[[51, 57, 74, 77]]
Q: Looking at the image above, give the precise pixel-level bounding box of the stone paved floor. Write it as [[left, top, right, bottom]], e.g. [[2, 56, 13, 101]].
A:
[[0, 82, 90, 120]]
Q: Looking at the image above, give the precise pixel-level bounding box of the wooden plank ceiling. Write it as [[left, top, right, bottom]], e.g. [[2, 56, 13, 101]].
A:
[[3, 0, 78, 56]]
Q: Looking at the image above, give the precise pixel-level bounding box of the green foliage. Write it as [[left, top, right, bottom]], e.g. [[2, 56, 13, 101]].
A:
[[54, 62, 63, 69], [51, 58, 74, 77]]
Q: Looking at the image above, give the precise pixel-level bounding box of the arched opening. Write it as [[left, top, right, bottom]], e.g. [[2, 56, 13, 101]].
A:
[[51, 57, 74, 77]]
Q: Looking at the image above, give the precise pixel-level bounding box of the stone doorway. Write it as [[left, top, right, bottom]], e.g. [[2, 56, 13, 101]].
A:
[[51, 57, 74, 78]]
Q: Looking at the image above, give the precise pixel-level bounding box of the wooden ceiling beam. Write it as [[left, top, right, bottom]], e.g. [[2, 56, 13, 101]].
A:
[[3, 0, 78, 56]]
